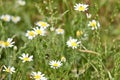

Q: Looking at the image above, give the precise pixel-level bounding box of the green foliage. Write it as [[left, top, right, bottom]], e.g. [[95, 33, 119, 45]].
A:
[[0, 0, 120, 80]]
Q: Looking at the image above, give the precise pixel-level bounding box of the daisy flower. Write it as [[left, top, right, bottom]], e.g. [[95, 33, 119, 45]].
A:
[[35, 21, 50, 29], [66, 37, 81, 49], [25, 30, 36, 40], [55, 28, 64, 34], [3, 65, 15, 74], [17, 0, 26, 6], [49, 60, 62, 69], [1, 38, 15, 48], [0, 14, 11, 22], [88, 20, 100, 30], [19, 53, 33, 63], [33, 27, 46, 36], [61, 56, 66, 62], [11, 16, 21, 23], [74, 3, 89, 12], [31, 71, 47, 80]]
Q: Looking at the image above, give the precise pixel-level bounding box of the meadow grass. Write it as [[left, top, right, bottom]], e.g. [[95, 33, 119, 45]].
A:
[[0, 0, 120, 80]]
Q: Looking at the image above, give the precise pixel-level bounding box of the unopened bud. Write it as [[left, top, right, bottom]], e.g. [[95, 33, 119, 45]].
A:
[[76, 30, 83, 37], [61, 56, 66, 62], [50, 27, 55, 31], [13, 46, 17, 51]]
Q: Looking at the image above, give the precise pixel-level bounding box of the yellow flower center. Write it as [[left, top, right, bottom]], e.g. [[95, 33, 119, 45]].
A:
[[58, 29, 63, 33], [28, 31, 35, 36], [23, 57, 29, 61], [34, 75, 41, 79], [3, 17, 8, 21], [79, 6, 85, 11], [4, 42, 10, 47], [39, 22, 47, 27], [53, 63, 59, 67], [6, 68, 10, 72], [71, 42, 77, 47], [36, 30, 42, 35], [13, 17, 17, 21], [90, 22, 96, 27]]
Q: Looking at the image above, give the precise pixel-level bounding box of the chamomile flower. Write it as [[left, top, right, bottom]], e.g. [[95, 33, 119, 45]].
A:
[[31, 71, 47, 80], [25, 30, 36, 40], [3, 66, 15, 74], [11, 16, 21, 23], [55, 28, 64, 34], [1, 38, 15, 48], [66, 37, 81, 49], [17, 0, 26, 6], [1, 14, 11, 22], [35, 21, 50, 29], [49, 60, 62, 69], [33, 27, 46, 36], [88, 20, 100, 30], [61, 56, 66, 62], [19, 53, 33, 63], [74, 3, 89, 12]]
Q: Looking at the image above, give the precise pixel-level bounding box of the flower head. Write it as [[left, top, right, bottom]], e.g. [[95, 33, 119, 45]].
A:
[[3, 66, 15, 74], [35, 21, 50, 29], [1, 38, 15, 48], [66, 37, 81, 49], [25, 30, 36, 40], [19, 53, 33, 63], [11, 16, 21, 23], [55, 28, 64, 35], [88, 20, 100, 30], [1, 14, 11, 22], [49, 60, 62, 69], [74, 3, 89, 12], [33, 27, 46, 36], [31, 71, 47, 80]]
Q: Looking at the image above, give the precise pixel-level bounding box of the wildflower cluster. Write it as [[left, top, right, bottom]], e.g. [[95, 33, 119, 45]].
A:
[[0, 14, 21, 23], [74, 3, 100, 30], [0, 1, 104, 80], [25, 21, 49, 40]]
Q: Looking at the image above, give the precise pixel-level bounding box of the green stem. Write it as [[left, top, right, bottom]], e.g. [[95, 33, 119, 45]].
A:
[[8, 73, 11, 80]]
